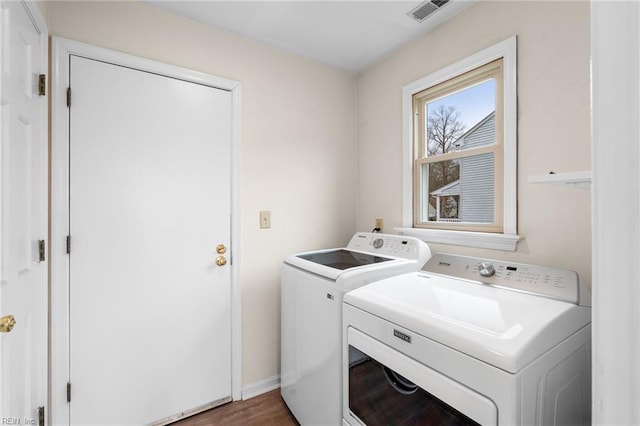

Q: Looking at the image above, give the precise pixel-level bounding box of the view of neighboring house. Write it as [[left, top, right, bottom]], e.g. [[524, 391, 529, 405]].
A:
[[430, 180, 460, 221], [430, 111, 495, 223]]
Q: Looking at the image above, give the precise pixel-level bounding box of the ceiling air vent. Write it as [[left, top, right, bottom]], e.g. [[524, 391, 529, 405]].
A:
[[407, 0, 450, 22]]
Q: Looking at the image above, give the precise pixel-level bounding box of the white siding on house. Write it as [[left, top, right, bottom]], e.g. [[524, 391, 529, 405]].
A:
[[459, 152, 494, 223], [459, 112, 495, 223], [460, 112, 495, 150]]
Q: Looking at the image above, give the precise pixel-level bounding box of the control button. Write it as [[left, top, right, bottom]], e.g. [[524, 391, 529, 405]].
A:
[[478, 262, 496, 278], [373, 238, 384, 249]]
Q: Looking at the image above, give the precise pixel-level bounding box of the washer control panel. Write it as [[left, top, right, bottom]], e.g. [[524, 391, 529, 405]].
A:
[[346, 232, 430, 261], [423, 253, 580, 304]]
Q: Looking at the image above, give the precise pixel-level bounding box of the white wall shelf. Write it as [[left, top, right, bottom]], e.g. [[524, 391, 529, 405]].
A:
[[528, 171, 591, 190]]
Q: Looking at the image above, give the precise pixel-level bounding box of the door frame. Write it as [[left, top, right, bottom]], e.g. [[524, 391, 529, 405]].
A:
[[591, 2, 640, 422], [50, 37, 242, 425]]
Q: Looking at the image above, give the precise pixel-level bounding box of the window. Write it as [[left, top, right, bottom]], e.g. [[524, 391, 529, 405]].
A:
[[401, 37, 518, 251], [414, 59, 503, 232]]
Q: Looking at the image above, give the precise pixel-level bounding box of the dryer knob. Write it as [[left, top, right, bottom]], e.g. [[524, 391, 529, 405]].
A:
[[479, 262, 496, 277]]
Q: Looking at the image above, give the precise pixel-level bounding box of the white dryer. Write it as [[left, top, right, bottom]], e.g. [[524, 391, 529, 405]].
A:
[[343, 253, 592, 426], [281, 232, 431, 426]]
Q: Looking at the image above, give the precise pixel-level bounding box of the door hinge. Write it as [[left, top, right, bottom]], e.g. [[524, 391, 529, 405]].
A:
[[38, 406, 45, 426], [38, 74, 46, 96], [66, 382, 71, 403], [66, 87, 71, 107], [66, 235, 71, 255], [38, 240, 46, 262]]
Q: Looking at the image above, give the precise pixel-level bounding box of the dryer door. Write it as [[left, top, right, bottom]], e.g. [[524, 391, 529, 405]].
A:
[[346, 328, 497, 426]]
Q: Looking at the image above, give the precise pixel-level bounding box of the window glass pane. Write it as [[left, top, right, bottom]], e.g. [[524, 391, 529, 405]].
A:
[[420, 159, 460, 223], [424, 79, 496, 157], [420, 153, 494, 224]]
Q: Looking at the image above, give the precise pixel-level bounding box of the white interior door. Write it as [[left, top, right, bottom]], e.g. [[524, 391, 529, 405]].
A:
[[68, 55, 232, 424], [0, 0, 47, 421]]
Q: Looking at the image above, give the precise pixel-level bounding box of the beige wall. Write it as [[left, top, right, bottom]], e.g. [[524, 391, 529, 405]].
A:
[[43, 1, 358, 386], [357, 1, 592, 289]]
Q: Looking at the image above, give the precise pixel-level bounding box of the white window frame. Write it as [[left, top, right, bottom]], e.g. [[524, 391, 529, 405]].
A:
[[397, 36, 520, 251]]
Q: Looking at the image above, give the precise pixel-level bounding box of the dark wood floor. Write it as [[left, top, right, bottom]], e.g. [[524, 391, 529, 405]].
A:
[[172, 389, 298, 426]]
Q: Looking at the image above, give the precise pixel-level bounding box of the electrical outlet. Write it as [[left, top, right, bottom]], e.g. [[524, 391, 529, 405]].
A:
[[375, 218, 383, 232], [260, 210, 271, 229]]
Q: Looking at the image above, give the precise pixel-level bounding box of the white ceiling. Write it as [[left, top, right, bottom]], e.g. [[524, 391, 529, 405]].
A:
[[146, 1, 475, 73]]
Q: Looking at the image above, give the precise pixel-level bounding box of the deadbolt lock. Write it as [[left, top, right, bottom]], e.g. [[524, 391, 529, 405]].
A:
[[216, 256, 227, 267], [216, 244, 227, 254], [0, 315, 16, 333]]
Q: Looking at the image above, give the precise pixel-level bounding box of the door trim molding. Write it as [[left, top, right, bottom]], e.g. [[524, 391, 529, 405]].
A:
[[50, 37, 242, 425], [591, 2, 640, 422]]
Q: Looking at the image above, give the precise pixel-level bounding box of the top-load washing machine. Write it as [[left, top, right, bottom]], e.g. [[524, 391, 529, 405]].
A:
[[343, 253, 592, 426], [281, 232, 431, 426]]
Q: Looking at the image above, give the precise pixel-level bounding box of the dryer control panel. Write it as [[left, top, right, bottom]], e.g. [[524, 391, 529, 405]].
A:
[[423, 253, 581, 305]]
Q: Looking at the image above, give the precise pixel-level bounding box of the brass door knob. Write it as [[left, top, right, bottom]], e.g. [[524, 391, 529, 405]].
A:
[[216, 256, 227, 267], [216, 244, 227, 254], [0, 315, 16, 333]]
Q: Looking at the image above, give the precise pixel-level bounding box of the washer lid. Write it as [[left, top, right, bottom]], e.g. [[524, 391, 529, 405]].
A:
[[285, 249, 403, 281], [344, 272, 591, 373], [283, 232, 432, 281], [297, 249, 392, 270]]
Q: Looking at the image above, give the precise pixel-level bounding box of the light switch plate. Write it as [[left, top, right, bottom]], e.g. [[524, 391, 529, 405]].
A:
[[260, 210, 271, 229]]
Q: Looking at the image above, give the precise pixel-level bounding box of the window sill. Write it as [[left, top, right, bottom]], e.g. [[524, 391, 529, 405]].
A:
[[395, 227, 522, 251]]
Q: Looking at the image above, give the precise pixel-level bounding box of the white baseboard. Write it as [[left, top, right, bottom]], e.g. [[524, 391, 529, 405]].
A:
[[241, 374, 281, 400]]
